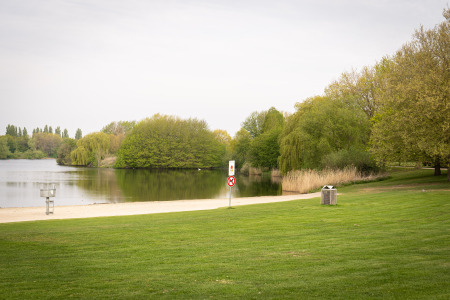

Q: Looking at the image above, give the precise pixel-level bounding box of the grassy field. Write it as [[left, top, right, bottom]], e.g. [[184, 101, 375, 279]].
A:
[[0, 169, 448, 299]]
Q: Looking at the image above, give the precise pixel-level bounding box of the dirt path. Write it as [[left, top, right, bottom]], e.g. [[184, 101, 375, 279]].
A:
[[0, 193, 321, 223]]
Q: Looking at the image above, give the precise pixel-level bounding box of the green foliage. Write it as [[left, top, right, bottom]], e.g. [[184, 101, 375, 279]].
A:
[[249, 127, 282, 168], [75, 128, 82, 140], [213, 129, 232, 165], [15, 136, 30, 153], [33, 133, 63, 158], [71, 132, 110, 166], [102, 121, 136, 155], [5, 124, 18, 137], [62, 129, 69, 138], [231, 128, 252, 170], [21, 149, 46, 159], [262, 107, 284, 132], [70, 146, 90, 166], [0, 136, 11, 159], [57, 138, 76, 165], [241, 110, 267, 138], [5, 135, 17, 153], [321, 148, 379, 174], [115, 114, 224, 169], [102, 121, 136, 135], [54, 126, 61, 137], [325, 66, 379, 118], [369, 9, 450, 173], [279, 95, 370, 172], [235, 107, 284, 170]]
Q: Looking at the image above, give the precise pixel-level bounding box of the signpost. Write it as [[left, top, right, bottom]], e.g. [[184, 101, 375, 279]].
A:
[[228, 160, 235, 176], [227, 176, 235, 187], [227, 160, 236, 208]]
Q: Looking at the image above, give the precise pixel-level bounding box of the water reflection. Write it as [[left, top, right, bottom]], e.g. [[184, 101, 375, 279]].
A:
[[115, 169, 226, 202], [235, 174, 282, 197], [0, 160, 283, 208], [71, 168, 125, 203]]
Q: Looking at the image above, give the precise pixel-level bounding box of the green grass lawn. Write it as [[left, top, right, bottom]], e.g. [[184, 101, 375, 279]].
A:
[[0, 169, 449, 299]]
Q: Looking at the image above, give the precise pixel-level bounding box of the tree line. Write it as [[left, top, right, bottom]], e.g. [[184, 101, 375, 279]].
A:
[[1, 8, 448, 179], [236, 8, 448, 178], [0, 125, 83, 159]]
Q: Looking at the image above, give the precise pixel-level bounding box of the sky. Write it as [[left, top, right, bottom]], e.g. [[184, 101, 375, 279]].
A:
[[0, 0, 447, 138]]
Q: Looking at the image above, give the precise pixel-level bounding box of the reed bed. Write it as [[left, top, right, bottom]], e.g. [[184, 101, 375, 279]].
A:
[[271, 169, 282, 178], [282, 167, 382, 193]]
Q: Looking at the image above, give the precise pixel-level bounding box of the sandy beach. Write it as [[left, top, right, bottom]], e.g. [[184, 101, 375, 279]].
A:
[[0, 193, 321, 223]]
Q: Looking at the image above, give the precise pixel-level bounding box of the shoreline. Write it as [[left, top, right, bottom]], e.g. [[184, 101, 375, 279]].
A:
[[0, 193, 321, 224]]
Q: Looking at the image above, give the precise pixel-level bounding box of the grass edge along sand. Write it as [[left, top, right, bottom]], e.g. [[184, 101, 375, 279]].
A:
[[0, 168, 448, 299]]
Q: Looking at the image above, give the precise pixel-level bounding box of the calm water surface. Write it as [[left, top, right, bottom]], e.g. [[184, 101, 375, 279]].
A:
[[0, 159, 282, 208]]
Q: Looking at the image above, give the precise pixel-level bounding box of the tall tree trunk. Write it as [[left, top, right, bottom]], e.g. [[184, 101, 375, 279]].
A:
[[434, 157, 441, 176], [448, 156, 450, 182], [448, 166, 450, 182]]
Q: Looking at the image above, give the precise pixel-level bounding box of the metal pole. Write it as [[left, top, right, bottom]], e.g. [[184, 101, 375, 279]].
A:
[[46, 197, 49, 215], [229, 186, 231, 208]]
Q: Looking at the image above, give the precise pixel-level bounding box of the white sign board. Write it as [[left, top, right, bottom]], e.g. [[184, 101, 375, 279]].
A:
[[228, 160, 235, 176]]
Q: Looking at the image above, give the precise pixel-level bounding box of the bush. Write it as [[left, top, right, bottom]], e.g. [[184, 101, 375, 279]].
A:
[[18, 149, 46, 159], [321, 148, 379, 174], [115, 115, 224, 169], [57, 138, 76, 165]]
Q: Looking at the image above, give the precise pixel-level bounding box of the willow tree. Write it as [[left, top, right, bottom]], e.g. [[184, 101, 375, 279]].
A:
[[279, 95, 370, 173], [370, 8, 450, 179], [70, 132, 110, 166]]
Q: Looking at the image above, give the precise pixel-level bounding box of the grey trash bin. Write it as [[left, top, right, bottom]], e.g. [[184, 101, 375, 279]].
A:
[[321, 185, 337, 205]]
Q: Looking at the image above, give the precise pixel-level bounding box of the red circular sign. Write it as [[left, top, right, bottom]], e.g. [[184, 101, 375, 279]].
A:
[[227, 176, 236, 187]]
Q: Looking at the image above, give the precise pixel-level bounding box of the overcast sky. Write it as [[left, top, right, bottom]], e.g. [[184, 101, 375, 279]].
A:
[[0, 0, 447, 138]]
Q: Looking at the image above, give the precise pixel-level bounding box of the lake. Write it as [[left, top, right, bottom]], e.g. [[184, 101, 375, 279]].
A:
[[0, 159, 283, 208]]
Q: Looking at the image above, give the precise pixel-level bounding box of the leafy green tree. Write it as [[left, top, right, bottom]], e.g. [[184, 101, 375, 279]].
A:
[[23, 127, 28, 137], [6, 125, 18, 136], [6, 135, 17, 153], [102, 121, 135, 154], [55, 126, 61, 137], [44, 125, 49, 133], [0, 136, 11, 159], [214, 129, 232, 164], [241, 111, 267, 138], [63, 129, 69, 138], [102, 121, 136, 135], [279, 95, 370, 172], [33, 133, 63, 157], [231, 128, 252, 170], [75, 128, 82, 140], [108, 134, 125, 154], [16, 135, 30, 153], [249, 128, 282, 168], [248, 107, 284, 169], [370, 9, 449, 179], [116, 115, 223, 169], [57, 138, 76, 165], [325, 66, 379, 118], [70, 146, 90, 166], [71, 132, 110, 166]]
